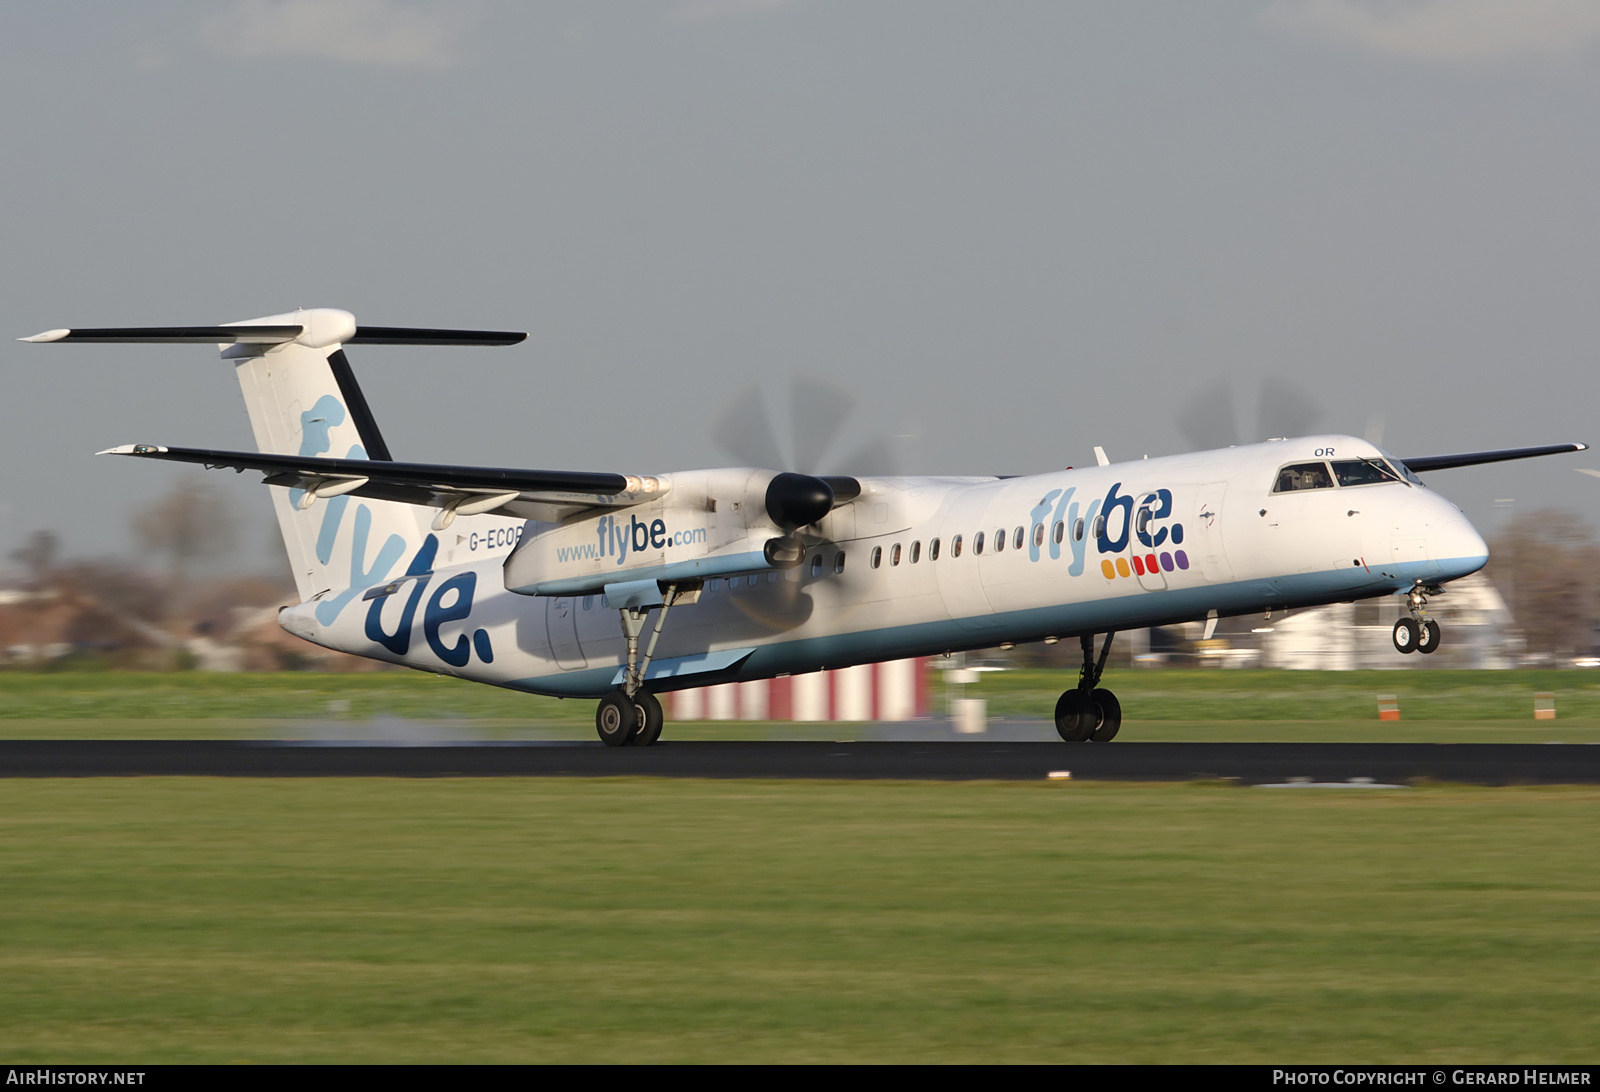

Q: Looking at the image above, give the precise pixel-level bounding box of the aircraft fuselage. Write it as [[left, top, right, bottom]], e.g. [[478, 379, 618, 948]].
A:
[[279, 434, 1488, 697]]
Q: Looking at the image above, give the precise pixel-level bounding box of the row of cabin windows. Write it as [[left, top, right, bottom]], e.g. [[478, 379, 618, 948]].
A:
[[575, 509, 1130, 602], [865, 516, 1107, 570]]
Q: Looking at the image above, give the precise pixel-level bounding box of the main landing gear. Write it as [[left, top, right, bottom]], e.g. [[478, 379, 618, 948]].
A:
[[1392, 582, 1443, 656], [596, 689, 663, 747], [1055, 632, 1122, 743], [595, 584, 679, 747]]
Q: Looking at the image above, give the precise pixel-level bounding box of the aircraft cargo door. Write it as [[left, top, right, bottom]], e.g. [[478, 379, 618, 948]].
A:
[[545, 596, 587, 670], [1190, 483, 1234, 584]]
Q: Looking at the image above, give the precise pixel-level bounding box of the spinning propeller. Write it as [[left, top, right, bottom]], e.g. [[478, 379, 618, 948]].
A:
[[710, 375, 899, 479], [711, 376, 889, 564], [1176, 375, 1325, 451]]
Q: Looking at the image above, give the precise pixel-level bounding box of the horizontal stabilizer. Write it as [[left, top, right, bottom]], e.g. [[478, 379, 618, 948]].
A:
[[21, 326, 303, 344], [346, 327, 526, 346], [1400, 443, 1589, 474], [98, 444, 660, 522], [21, 325, 525, 347]]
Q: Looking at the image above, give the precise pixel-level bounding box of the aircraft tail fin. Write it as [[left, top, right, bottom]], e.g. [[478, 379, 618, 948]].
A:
[[24, 308, 526, 609]]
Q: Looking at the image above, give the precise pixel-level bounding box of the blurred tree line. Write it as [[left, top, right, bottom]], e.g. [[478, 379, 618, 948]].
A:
[[2, 476, 297, 669], [1485, 508, 1600, 660]]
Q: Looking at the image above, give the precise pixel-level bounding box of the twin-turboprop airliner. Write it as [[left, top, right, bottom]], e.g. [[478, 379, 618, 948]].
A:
[[23, 309, 1587, 745]]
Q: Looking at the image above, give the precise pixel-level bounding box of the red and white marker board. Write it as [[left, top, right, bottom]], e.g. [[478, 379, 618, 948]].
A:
[[671, 658, 930, 721]]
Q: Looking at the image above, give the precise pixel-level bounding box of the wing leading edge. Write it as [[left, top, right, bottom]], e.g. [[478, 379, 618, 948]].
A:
[[100, 444, 663, 525], [1400, 443, 1588, 474], [21, 325, 525, 346]]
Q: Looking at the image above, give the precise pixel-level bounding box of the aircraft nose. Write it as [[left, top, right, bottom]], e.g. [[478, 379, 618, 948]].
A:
[[1429, 504, 1489, 580]]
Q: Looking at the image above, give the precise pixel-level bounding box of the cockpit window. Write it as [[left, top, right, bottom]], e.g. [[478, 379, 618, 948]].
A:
[[1332, 458, 1403, 487], [1273, 462, 1334, 493]]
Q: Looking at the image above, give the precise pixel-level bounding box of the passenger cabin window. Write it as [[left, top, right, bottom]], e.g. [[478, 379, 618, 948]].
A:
[[1091, 515, 1105, 539], [891, 543, 902, 566], [1013, 526, 1025, 550], [1332, 459, 1402, 488], [871, 546, 883, 569], [974, 532, 985, 555], [930, 538, 941, 561], [951, 535, 963, 558], [810, 555, 823, 578], [910, 541, 921, 564], [833, 551, 846, 574], [1052, 521, 1064, 545], [993, 529, 1005, 552], [1074, 518, 1085, 542], [1274, 462, 1334, 492]]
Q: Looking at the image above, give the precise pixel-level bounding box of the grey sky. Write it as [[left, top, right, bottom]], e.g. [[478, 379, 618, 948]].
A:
[[4, 1, 1599, 573]]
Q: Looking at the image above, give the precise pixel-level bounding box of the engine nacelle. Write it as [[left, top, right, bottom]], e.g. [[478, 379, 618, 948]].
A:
[[502, 468, 851, 601]]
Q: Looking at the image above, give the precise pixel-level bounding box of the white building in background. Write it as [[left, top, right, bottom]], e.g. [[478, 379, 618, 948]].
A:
[[1260, 572, 1516, 670]]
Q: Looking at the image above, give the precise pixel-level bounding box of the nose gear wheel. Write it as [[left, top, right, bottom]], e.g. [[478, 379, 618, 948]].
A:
[[1393, 583, 1445, 655]]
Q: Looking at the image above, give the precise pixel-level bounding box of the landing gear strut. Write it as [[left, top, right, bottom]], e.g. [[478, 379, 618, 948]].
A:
[[595, 584, 679, 747], [1055, 632, 1121, 743], [1392, 582, 1443, 655]]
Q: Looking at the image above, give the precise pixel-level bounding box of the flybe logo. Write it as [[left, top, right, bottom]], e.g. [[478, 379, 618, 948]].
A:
[[364, 534, 495, 668], [555, 513, 708, 565], [1027, 482, 1191, 580]]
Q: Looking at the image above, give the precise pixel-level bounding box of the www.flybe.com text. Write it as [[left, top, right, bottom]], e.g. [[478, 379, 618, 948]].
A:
[[555, 514, 706, 565]]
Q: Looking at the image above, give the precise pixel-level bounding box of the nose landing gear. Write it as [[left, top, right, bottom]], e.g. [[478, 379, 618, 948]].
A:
[[1055, 632, 1122, 742], [1392, 583, 1444, 655]]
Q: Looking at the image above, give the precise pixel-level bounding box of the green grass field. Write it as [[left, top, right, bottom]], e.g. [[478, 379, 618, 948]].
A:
[[3, 668, 1600, 741], [1, 778, 1595, 1063], [3, 672, 1596, 1061]]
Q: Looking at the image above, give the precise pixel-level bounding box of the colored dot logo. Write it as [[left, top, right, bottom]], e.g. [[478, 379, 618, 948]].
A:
[[1103, 550, 1190, 580]]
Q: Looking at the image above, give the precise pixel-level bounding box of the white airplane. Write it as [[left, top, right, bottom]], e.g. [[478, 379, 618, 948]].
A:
[[23, 308, 1587, 745]]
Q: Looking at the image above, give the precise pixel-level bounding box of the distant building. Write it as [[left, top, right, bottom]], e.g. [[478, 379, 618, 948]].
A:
[[1258, 573, 1515, 670]]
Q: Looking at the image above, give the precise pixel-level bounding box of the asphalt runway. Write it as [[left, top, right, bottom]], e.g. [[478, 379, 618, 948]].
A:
[[2, 740, 1598, 783]]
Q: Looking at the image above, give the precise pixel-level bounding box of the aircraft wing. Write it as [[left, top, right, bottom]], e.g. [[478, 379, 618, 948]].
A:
[[22, 325, 525, 346], [99, 444, 662, 524], [1400, 443, 1588, 474]]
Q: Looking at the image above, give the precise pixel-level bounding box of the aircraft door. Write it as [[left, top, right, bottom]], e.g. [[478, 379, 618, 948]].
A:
[[1189, 483, 1234, 584], [545, 596, 587, 670]]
